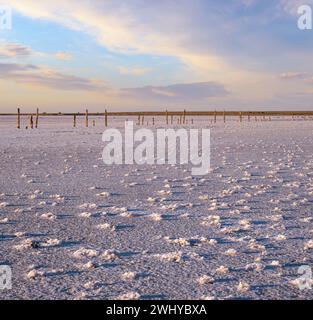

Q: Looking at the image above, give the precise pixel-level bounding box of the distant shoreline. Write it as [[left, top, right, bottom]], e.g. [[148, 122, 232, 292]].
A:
[[1, 111, 313, 117]]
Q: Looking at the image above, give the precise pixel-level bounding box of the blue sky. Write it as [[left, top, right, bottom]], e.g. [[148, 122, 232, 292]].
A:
[[0, 0, 313, 111]]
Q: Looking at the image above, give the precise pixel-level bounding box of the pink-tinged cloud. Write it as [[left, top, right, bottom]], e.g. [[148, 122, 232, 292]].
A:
[[122, 82, 229, 100], [279, 72, 309, 80], [54, 52, 73, 61], [0, 43, 32, 58], [0, 63, 108, 91]]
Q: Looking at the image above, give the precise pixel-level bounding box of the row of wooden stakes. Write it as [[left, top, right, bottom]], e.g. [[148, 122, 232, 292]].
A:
[[17, 108, 40, 129], [16, 108, 276, 129], [17, 109, 109, 129]]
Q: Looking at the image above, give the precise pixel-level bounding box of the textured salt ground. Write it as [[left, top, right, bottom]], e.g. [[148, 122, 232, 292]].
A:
[[0, 116, 313, 300]]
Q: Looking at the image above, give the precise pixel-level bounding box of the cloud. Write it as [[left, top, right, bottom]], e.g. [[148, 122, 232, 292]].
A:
[[279, 0, 313, 16], [279, 72, 309, 80], [7, 1, 309, 89], [0, 42, 73, 62], [3, 0, 313, 111], [0, 62, 107, 91], [0, 43, 32, 58], [122, 82, 229, 101], [117, 66, 153, 76], [54, 52, 72, 60], [5, 0, 239, 77], [0, 61, 227, 101]]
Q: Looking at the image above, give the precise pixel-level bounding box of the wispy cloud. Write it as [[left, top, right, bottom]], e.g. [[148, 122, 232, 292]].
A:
[[0, 43, 32, 58], [279, 72, 309, 80], [117, 66, 153, 76], [0, 41, 74, 64], [0, 62, 108, 91], [122, 82, 229, 101], [0, 61, 227, 102], [54, 52, 72, 61]]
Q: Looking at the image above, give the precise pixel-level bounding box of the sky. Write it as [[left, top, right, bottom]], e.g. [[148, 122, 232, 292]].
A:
[[0, 0, 313, 112]]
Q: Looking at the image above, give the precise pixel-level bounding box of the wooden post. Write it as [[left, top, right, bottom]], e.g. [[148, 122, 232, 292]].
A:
[[166, 110, 169, 125], [248, 113, 250, 122], [105, 109, 108, 127], [152, 117, 155, 125], [183, 109, 186, 124], [73, 114, 77, 128], [141, 116, 144, 125], [85, 109, 89, 127], [30, 115, 34, 129], [35, 108, 39, 128], [239, 112, 242, 122], [179, 114, 183, 125], [137, 115, 141, 125], [17, 108, 21, 129], [214, 110, 217, 123], [92, 120, 96, 127], [191, 119, 194, 125], [223, 110, 226, 123], [171, 115, 173, 125]]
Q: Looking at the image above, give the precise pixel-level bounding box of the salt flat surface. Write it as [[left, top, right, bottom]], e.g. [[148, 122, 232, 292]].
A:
[[1, 116, 313, 300]]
